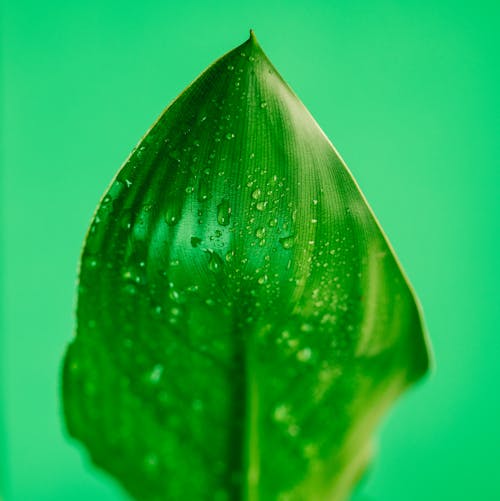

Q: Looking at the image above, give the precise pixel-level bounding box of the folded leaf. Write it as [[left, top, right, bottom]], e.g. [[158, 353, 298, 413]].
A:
[[63, 31, 430, 501]]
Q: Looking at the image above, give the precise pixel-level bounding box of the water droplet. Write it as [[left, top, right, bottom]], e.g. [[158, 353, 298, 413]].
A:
[[255, 227, 266, 239], [198, 176, 211, 202], [258, 274, 268, 285], [87, 257, 98, 268], [273, 404, 291, 423], [207, 250, 224, 273], [279, 235, 294, 249], [268, 218, 278, 227], [185, 186, 194, 194], [122, 267, 141, 284], [149, 364, 164, 383], [226, 132, 235, 140], [300, 323, 313, 333], [297, 347, 312, 362], [227, 65, 234, 71], [165, 207, 180, 226], [217, 199, 231, 226], [260, 101, 267, 108], [256, 201, 268, 211], [169, 288, 180, 302], [191, 236, 202, 247], [251, 188, 262, 200]]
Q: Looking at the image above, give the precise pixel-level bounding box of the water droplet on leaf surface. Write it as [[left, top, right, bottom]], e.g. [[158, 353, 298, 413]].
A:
[[217, 199, 231, 226]]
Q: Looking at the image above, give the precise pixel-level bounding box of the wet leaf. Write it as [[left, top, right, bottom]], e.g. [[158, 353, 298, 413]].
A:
[[62, 31, 430, 501]]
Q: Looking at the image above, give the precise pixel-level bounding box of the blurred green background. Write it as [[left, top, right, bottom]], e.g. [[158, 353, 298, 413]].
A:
[[2, 0, 499, 499]]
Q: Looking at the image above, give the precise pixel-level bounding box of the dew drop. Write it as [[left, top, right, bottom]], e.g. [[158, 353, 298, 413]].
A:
[[87, 257, 98, 268], [279, 235, 294, 249], [123, 284, 137, 296], [297, 347, 312, 362], [273, 404, 290, 423], [207, 250, 224, 273], [255, 227, 266, 239], [258, 274, 268, 285], [191, 236, 202, 247], [152, 305, 163, 317], [198, 177, 211, 202], [149, 364, 164, 384], [251, 188, 262, 200], [300, 323, 313, 333], [256, 201, 268, 211], [217, 199, 231, 226], [122, 267, 141, 284], [164, 205, 181, 226]]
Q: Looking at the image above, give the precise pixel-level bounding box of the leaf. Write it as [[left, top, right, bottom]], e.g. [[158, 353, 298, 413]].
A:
[[62, 31, 430, 501]]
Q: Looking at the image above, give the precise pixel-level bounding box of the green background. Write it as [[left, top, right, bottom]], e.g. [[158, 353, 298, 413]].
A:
[[2, 0, 499, 500]]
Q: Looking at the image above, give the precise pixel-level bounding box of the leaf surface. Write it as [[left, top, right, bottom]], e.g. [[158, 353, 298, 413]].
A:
[[63, 32, 430, 501]]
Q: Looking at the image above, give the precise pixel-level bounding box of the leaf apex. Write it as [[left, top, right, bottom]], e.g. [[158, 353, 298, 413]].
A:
[[248, 28, 259, 47]]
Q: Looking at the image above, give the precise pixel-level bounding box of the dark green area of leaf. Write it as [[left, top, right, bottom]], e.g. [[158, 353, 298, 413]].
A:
[[63, 32, 430, 501]]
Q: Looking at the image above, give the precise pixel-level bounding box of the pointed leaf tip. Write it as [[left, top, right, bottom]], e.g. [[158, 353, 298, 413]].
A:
[[246, 29, 261, 49]]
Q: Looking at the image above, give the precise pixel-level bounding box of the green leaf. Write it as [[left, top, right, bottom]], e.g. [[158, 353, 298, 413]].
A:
[[63, 31, 430, 501]]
